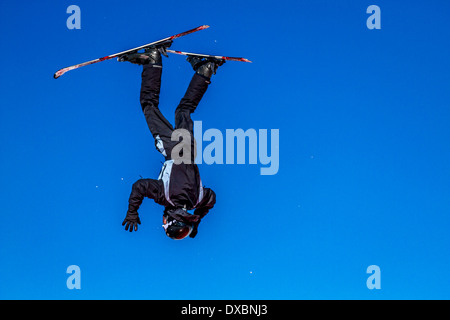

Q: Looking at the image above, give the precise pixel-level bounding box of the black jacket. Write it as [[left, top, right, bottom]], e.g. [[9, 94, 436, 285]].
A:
[[127, 160, 216, 220]]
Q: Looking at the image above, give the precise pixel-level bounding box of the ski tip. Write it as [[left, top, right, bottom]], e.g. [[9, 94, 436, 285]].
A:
[[224, 57, 252, 63], [170, 25, 211, 40], [54, 68, 69, 79], [195, 25, 210, 32]]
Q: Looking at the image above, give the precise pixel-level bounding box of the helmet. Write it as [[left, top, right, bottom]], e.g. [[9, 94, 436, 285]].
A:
[[162, 214, 193, 240]]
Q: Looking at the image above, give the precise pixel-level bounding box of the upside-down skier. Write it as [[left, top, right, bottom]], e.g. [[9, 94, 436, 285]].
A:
[[119, 43, 223, 240]]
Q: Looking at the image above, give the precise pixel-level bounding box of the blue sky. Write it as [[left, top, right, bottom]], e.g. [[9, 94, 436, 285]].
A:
[[1, 0, 449, 299]]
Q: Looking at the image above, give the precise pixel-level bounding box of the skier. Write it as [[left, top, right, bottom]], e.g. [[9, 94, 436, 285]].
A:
[[119, 44, 223, 240]]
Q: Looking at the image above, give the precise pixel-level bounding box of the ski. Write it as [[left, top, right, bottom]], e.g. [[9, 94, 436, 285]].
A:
[[54, 25, 210, 79], [166, 49, 252, 63]]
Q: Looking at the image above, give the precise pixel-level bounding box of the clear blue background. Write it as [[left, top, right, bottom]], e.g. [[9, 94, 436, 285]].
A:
[[1, 0, 449, 299]]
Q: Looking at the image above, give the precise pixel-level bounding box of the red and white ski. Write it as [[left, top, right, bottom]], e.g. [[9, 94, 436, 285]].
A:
[[166, 49, 252, 63], [54, 25, 210, 79]]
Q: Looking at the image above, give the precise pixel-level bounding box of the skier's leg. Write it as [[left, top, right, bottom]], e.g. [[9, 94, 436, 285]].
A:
[[174, 58, 224, 162], [174, 73, 210, 133], [140, 60, 176, 159], [119, 44, 176, 158], [174, 73, 212, 163], [175, 57, 225, 132]]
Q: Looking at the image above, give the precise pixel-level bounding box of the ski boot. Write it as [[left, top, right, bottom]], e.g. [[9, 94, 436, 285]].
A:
[[118, 41, 172, 66], [186, 56, 225, 78]]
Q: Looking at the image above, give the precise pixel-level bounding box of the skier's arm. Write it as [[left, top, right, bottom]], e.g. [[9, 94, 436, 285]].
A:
[[190, 188, 216, 238], [194, 188, 216, 219], [122, 179, 164, 232], [127, 179, 164, 213]]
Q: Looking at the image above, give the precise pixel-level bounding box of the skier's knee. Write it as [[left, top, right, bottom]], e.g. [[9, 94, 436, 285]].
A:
[[141, 101, 158, 114]]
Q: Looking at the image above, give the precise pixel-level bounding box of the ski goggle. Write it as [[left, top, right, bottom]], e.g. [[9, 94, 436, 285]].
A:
[[162, 216, 193, 240]]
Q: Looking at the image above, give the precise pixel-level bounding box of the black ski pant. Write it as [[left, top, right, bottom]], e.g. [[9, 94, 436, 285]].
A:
[[140, 64, 210, 162]]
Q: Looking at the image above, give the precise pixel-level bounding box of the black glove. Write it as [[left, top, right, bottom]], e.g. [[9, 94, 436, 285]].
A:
[[189, 220, 200, 238], [122, 211, 141, 232]]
